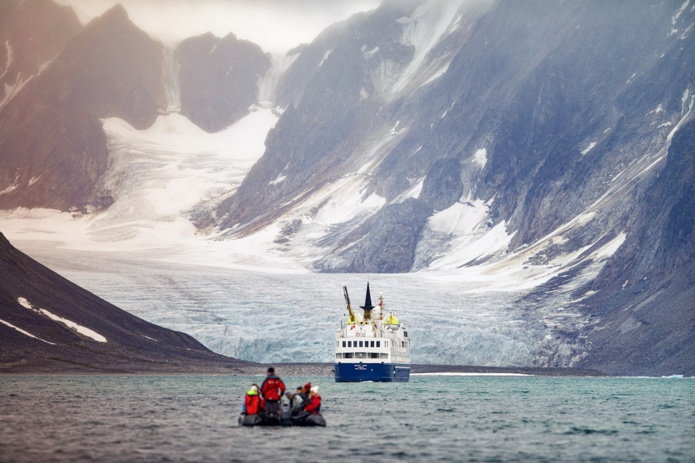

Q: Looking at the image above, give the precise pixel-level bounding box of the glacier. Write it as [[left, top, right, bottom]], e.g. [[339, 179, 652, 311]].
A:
[[15, 247, 563, 366]]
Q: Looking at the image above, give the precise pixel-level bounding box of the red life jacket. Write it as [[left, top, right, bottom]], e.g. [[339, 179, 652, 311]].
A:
[[304, 394, 321, 414], [245, 393, 265, 415], [261, 375, 286, 401]]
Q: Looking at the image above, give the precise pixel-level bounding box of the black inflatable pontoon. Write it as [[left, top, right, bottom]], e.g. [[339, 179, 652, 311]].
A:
[[238, 412, 326, 427]]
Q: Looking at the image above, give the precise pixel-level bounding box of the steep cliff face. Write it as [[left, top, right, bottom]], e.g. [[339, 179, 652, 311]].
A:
[[175, 32, 271, 132], [472, 1, 694, 249], [0, 4, 165, 211]]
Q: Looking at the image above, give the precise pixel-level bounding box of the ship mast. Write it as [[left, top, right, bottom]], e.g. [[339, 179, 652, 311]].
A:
[[360, 282, 374, 322]]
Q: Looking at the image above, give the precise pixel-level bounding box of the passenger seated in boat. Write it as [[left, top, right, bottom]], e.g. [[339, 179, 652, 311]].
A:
[[280, 393, 292, 419], [287, 387, 304, 415], [243, 384, 264, 415], [304, 386, 321, 414], [300, 382, 311, 405]]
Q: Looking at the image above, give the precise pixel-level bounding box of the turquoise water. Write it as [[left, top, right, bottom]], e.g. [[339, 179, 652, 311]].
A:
[[0, 375, 693, 462]]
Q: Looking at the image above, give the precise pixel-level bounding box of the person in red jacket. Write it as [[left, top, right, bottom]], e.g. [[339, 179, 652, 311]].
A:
[[243, 384, 265, 415], [304, 385, 321, 414], [260, 367, 286, 418]]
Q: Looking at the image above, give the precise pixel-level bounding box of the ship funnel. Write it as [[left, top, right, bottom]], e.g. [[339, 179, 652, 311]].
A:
[[360, 282, 374, 320]]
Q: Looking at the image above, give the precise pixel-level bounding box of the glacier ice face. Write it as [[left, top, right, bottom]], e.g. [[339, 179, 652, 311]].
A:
[[24, 248, 592, 367]]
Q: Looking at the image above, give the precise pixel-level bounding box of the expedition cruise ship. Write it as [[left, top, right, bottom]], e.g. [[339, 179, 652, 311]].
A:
[[334, 284, 410, 382]]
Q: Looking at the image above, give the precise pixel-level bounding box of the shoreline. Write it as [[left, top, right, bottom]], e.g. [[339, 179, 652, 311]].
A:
[[0, 362, 609, 377]]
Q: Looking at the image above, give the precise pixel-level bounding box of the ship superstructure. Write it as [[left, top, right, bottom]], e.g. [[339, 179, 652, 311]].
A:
[[334, 283, 410, 382]]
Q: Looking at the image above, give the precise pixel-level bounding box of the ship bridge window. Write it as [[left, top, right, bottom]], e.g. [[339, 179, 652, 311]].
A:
[[370, 341, 375, 348], [344, 353, 354, 359], [404, 331, 408, 338], [356, 352, 367, 359], [359, 341, 364, 348], [369, 353, 379, 359], [348, 341, 352, 347], [376, 341, 380, 348], [380, 353, 388, 359], [342, 341, 346, 348]]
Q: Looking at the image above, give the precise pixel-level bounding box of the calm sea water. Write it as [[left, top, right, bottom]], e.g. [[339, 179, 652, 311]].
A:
[[0, 375, 693, 462]]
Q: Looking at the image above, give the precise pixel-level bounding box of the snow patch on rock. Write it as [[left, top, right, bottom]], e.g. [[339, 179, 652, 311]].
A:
[[18, 297, 107, 343]]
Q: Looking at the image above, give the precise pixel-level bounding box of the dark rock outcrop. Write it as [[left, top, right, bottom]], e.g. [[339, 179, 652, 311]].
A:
[[317, 198, 432, 273], [420, 157, 464, 211], [175, 32, 271, 132]]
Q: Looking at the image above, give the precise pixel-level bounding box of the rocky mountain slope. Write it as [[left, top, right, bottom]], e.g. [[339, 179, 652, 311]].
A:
[[0, 232, 251, 373], [211, 0, 694, 374], [218, 0, 693, 273], [577, 119, 695, 374]]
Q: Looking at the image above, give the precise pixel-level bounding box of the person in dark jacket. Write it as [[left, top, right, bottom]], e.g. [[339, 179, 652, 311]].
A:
[[260, 367, 286, 418], [243, 384, 265, 415]]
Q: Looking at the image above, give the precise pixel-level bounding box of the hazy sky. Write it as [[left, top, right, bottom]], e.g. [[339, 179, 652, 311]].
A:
[[57, 0, 382, 54]]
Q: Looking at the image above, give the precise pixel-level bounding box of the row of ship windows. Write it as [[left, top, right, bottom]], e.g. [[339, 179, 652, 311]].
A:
[[336, 353, 389, 359], [339, 340, 382, 348], [336, 340, 409, 348]]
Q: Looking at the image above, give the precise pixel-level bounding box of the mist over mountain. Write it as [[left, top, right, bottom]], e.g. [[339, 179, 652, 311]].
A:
[[1, 0, 693, 375]]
